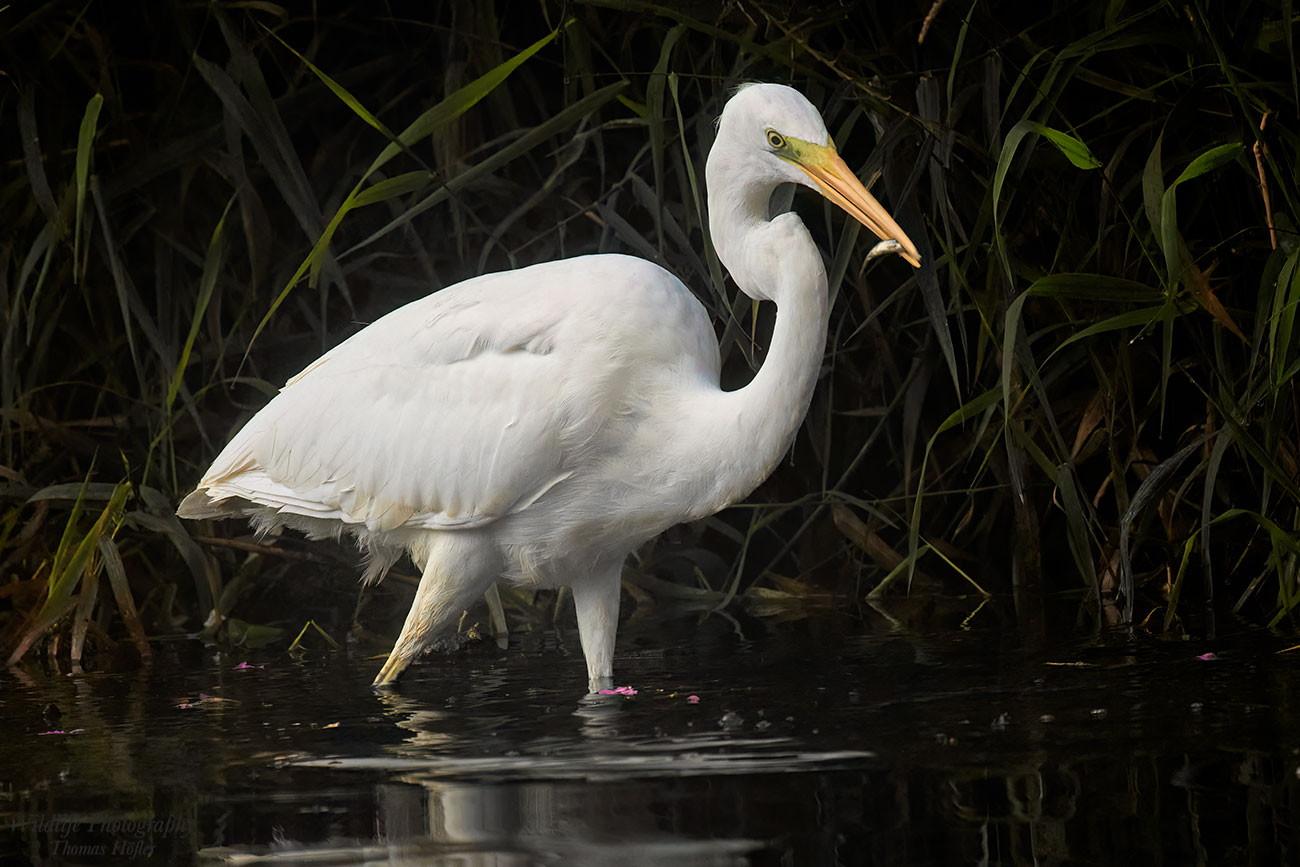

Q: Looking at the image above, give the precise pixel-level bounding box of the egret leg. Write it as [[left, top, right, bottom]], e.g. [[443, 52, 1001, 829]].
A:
[[373, 534, 496, 689], [572, 563, 623, 693]]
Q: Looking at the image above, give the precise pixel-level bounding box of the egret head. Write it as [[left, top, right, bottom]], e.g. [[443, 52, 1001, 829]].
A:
[[714, 83, 921, 269]]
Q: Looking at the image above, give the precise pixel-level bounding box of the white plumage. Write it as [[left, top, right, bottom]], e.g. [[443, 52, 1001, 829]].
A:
[[179, 83, 920, 691]]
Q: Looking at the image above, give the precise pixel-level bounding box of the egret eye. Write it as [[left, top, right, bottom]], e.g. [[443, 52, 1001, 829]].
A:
[[765, 129, 786, 149]]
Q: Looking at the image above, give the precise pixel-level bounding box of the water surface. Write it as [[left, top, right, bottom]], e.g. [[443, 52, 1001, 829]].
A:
[[3, 598, 1299, 864]]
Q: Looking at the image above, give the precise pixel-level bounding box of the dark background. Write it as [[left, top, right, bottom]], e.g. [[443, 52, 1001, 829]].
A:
[[1, 0, 1296, 664]]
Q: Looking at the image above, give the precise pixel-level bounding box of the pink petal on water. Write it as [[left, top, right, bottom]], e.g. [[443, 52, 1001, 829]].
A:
[[598, 685, 638, 696], [1197, 652, 1218, 661], [686, 695, 700, 704], [234, 661, 265, 670]]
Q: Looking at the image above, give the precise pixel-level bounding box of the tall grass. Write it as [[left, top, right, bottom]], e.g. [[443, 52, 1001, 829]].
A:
[[1, 1, 1295, 667]]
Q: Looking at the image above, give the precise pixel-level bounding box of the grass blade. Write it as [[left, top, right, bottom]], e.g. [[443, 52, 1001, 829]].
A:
[[73, 92, 104, 279], [1170, 142, 1244, 186], [1024, 121, 1102, 170], [1025, 273, 1163, 302], [69, 570, 99, 667], [166, 198, 234, 411], [37, 481, 131, 621], [1200, 428, 1233, 616], [1057, 462, 1099, 596], [250, 24, 572, 350], [137, 485, 214, 615], [340, 81, 628, 260], [99, 535, 152, 659], [18, 88, 61, 230], [1118, 438, 1206, 621]]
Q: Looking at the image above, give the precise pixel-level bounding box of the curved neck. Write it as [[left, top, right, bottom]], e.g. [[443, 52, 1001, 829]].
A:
[[694, 157, 830, 508]]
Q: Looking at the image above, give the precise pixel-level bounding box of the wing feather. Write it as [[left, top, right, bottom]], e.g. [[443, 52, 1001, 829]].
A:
[[182, 254, 720, 534]]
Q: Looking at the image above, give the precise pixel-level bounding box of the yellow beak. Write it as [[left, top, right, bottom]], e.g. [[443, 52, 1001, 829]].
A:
[[794, 148, 921, 269]]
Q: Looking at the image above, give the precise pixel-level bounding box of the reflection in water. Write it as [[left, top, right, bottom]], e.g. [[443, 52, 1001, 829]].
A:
[[361, 679, 869, 862], [2, 600, 1299, 864], [573, 691, 627, 740]]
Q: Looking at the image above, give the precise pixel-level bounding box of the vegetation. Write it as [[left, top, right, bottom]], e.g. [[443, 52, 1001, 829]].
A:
[[1, 0, 1296, 668]]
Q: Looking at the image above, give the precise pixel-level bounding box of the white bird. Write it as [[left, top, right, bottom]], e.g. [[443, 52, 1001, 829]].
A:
[[178, 83, 920, 692]]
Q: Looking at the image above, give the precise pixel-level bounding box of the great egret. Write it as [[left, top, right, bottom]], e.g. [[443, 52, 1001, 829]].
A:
[[179, 83, 920, 692]]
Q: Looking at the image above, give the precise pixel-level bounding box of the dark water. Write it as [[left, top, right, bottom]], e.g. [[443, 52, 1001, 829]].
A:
[[3, 598, 1300, 865]]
